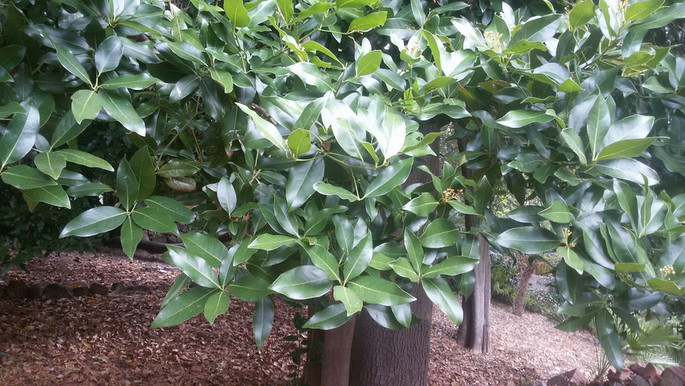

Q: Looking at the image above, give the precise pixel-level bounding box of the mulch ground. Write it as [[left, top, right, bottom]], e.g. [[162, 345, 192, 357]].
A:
[[0, 250, 599, 385]]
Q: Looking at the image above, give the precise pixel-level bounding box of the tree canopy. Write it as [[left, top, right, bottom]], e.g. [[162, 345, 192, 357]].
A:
[[1, 0, 684, 372]]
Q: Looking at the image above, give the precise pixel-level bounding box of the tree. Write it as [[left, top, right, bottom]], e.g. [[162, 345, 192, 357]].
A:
[[1, 0, 684, 382]]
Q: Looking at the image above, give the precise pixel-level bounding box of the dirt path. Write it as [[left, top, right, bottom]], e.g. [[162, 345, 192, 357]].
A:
[[0, 251, 598, 385]]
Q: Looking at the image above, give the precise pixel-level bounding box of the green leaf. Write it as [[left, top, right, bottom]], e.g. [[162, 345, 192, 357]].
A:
[[181, 231, 228, 268], [597, 309, 625, 370], [217, 177, 237, 215], [286, 128, 312, 157], [403, 192, 439, 217], [539, 201, 575, 223], [347, 276, 415, 306], [569, 0, 595, 29], [23, 185, 71, 208], [56, 149, 114, 171], [510, 14, 562, 45], [31, 145, 61, 178], [313, 181, 359, 201], [306, 245, 341, 282], [70, 90, 103, 124], [423, 77, 456, 92], [423, 277, 462, 324], [497, 110, 554, 128], [348, 11, 387, 32], [144, 196, 194, 223], [615, 263, 646, 273], [422, 256, 479, 278], [167, 246, 220, 288], [50, 111, 87, 150], [558, 78, 583, 93], [1, 165, 56, 190], [420, 218, 459, 249], [343, 233, 372, 282], [625, 0, 664, 22], [132, 207, 178, 234], [116, 159, 138, 210], [129, 147, 156, 200], [587, 96, 611, 160], [357, 50, 382, 77], [495, 227, 560, 254], [286, 158, 324, 210], [270, 265, 332, 300], [236, 103, 287, 152], [560, 128, 587, 165], [596, 138, 657, 161], [410, 0, 426, 26], [204, 290, 230, 324], [253, 296, 274, 349], [99, 73, 160, 90], [593, 159, 659, 185], [209, 69, 233, 93], [161, 274, 192, 308], [151, 286, 213, 328], [302, 303, 351, 330], [557, 247, 583, 274], [0, 104, 40, 168], [121, 217, 143, 259], [94, 36, 123, 74], [447, 200, 478, 215], [98, 90, 146, 136], [60, 206, 126, 237], [646, 278, 685, 296], [388, 258, 420, 282], [229, 276, 273, 301], [157, 160, 200, 178], [404, 229, 424, 272], [225, 0, 250, 27], [334, 286, 363, 315], [248, 234, 298, 251], [363, 158, 413, 199], [67, 182, 113, 198], [54, 45, 91, 86]]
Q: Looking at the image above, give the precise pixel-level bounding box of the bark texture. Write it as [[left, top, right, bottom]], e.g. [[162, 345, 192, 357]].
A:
[[455, 233, 491, 354], [348, 285, 433, 386], [513, 254, 540, 317], [321, 316, 357, 386]]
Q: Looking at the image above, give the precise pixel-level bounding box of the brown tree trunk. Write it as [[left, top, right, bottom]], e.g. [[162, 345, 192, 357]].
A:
[[455, 233, 491, 353], [346, 122, 444, 385], [348, 285, 433, 385], [512, 254, 540, 316], [321, 316, 357, 386]]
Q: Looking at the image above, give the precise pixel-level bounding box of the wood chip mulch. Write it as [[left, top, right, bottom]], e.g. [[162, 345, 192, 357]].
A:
[[0, 250, 599, 385]]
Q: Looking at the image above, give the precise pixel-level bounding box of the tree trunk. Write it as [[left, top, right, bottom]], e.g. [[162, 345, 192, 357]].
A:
[[348, 285, 433, 385], [512, 254, 539, 316], [455, 233, 491, 354], [345, 122, 444, 385], [321, 316, 357, 386]]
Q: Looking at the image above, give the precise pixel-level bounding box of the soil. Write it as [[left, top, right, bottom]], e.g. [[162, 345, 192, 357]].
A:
[[0, 250, 599, 385]]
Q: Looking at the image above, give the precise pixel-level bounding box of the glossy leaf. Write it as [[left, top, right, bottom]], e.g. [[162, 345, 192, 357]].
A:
[[539, 201, 574, 223], [217, 177, 237, 215], [348, 11, 387, 32], [420, 218, 459, 248], [286, 158, 324, 210], [54, 45, 91, 86], [24, 185, 71, 208], [347, 276, 415, 306], [71, 90, 103, 124], [225, 0, 250, 27], [303, 303, 351, 330], [229, 276, 273, 301], [121, 216, 143, 259], [131, 207, 178, 234], [253, 296, 274, 349], [60, 206, 127, 237], [144, 196, 194, 224], [596, 138, 657, 161], [181, 231, 228, 267], [422, 256, 479, 278], [557, 247, 584, 274], [32, 151, 65, 180], [357, 50, 382, 77], [334, 285, 363, 316], [0, 104, 40, 168], [56, 149, 113, 171], [313, 182, 359, 201], [306, 245, 341, 282], [99, 73, 160, 90], [403, 192, 439, 217], [495, 227, 560, 254], [204, 290, 230, 324], [151, 286, 213, 328], [363, 158, 413, 198], [99, 90, 146, 136], [343, 233, 372, 282], [167, 246, 220, 288], [286, 128, 312, 157], [404, 229, 424, 272], [94, 36, 124, 74], [1, 165, 56, 190], [236, 103, 287, 152], [388, 258, 420, 282], [269, 265, 332, 300], [423, 277, 462, 324]]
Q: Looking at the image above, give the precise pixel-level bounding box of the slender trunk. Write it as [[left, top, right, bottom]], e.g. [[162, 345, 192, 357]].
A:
[[348, 285, 433, 385], [456, 233, 491, 353], [321, 316, 357, 386], [513, 255, 539, 316]]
